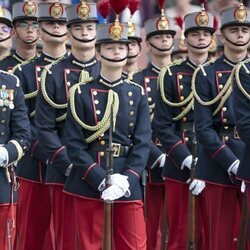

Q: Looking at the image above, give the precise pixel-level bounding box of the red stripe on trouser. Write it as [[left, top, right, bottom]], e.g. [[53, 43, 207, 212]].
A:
[[145, 184, 165, 250], [15, 179, 53, 250], [204, 183, 242, 250], [74, 197, 146, 250], [164, 179, 208, 250], [49, 186, 76, 250], [0, 205, 16, 250]]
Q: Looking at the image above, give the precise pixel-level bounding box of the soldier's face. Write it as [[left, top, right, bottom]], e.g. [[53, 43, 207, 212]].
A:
[[39, 20, 68, 43], [69, 22, 96, 49], [147, 34, 174, 56], [127, 39, 141, 64], [185, 29, 212, 54], [14, 20, 39, 45], [221, 25, 250, 51], [0, 23, 12, 50], [97, 43, 128, 68]]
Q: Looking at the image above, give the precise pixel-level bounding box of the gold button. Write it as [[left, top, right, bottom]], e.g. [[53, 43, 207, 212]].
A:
[[67, 82, 71, 86], [100, 151, 105, 157], [148, 97, 152, 102], [128, 92, 133, 97], [185, 137, 189, 142], [129, 123, 134, 127], [37, 67, 41, 71], [96, 110, 101, 115], [224, 136, 229, 141], [128, 134, 132, 138], [129, 100, 134, 105], [129, 111, 134, 116], [218, 73, 222, 77], [100, 140, 105, 145], [182, 117, 187, 122], [146, 87, 151, 92], [180, 85, 184, 90], [37, 77, 41, 82], [66, 69, 70, 74], [219, 84, 223, 89], [222, 107, 227, 112], [93, 91, 97, 95], [178, 74, 183, 79], [180, 96, 184, 101], [2, 85, 6, 89], [1, 132, 4, 136], [1, 120, 5, 124], [223, 118, 227, 123], [94, 100, 99, 104], [2, 108, 6, 112], [145, 77, 150, 83], [149, 108, 153, 113], [224, 126, 229, 130]]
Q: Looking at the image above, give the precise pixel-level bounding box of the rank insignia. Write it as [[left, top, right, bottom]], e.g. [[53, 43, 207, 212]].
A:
[[195, 11, 209, 26], [77, 2, 90, 20], [109, 21, 123, 40], [49, 2, 63, 19], [234, 4, 247, 22], [156, 16, 169, 30], [23, 1, 37, 16], [128, 21, 135, 36]]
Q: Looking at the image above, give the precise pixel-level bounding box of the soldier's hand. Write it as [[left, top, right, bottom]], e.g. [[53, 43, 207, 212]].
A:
[[189, 179, 205, 195], [0, 147, 8, 167], [101, 184, 126, 201], [110, 173, 130, 197]]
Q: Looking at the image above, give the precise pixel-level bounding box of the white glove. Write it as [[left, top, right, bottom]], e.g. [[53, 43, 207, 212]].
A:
[[189, 179, 206, 195], [101, 184, 126, 201], [0, 147, 8, 167], [98, 173, 130, 197], [228, 160, 240, 175], [181, 155, 192, 170], [241, 181, 246, 193]]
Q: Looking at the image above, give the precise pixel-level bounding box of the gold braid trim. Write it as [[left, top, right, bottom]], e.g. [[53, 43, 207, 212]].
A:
[[69, 83, 119, 143], [159, 66, 193, 107], [9, 140, 23, 161], [56, 113, 67, 123], [25, 90, 38, 100], [12, 56, 36, 73], [173, 100, 194, 121], [192, 61, 233, 107], [235, 59, 250, 100], [124, 79, 145, 95]]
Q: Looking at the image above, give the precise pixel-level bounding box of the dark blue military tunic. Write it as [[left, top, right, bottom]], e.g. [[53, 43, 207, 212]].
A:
[[233, 58, 250, 182], [154, 58, 197, 182], [13, 53, 67, 183], [35, 54, 100, 185], [133, 63, 164, 183], [193, 54, 245, 186], [64, 75, 151, 201], [0, 52, 28, 72], [0, 71, 30, 204]]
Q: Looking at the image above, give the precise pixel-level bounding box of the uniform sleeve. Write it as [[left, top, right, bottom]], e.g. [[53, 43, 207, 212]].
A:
[[122, 92, 151, 192], [35, 69, 71, 176], [233, 66, 250, 145], [4, 80, 31, 163], [194, 69, 238, 172], [154, 73, 191, 168], [65, 88, 106, 190]]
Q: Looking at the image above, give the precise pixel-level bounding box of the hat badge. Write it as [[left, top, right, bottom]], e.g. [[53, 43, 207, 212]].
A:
[[0, 6, 5, 17], [49, 2, 63, 19], [128, 21, 135, 36], [195, 11, 209, 26], [23, 1, 37, 16], [109, 18, 123, 40], [77, 2, 90, 20], [156, 15, 169, 31], [234, 4, 247, 22]]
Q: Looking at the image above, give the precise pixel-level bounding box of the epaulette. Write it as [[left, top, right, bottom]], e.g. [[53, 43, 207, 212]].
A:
[[124, 78, 145, 95], [12, 56, 37, 73], [0, 69, 20, 87], [235, 58, 250, 100]]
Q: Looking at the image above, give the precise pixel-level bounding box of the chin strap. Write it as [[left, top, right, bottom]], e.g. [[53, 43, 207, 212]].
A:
[[186, 41, 211, 50], [0, 36, 11, 43], [224, 35, 250, 47], [149, 41, 174, 52], [71, 34, 96, 43], [41, 28, 68, 38], [100, 54, 127, 63]]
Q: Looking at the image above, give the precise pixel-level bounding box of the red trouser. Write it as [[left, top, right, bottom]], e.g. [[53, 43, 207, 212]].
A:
[[16, 179, 53, 250], [165, 179, 207, 250], [0, 204, 16, 250], [50, 186, 76, 250], [204, 182, 246, 250], [145, 183, 165, 250], [73, 196, 146, 250]]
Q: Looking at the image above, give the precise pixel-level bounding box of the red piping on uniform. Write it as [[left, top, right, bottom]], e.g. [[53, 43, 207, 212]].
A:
[[51, 146, 65, 163], [212, 144, 226, 159], [83, 163, 96, 179]]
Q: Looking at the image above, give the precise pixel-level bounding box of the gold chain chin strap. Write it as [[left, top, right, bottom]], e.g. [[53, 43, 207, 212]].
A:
[[235, 59, 250, 100], [69, 84, 119, 143]]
